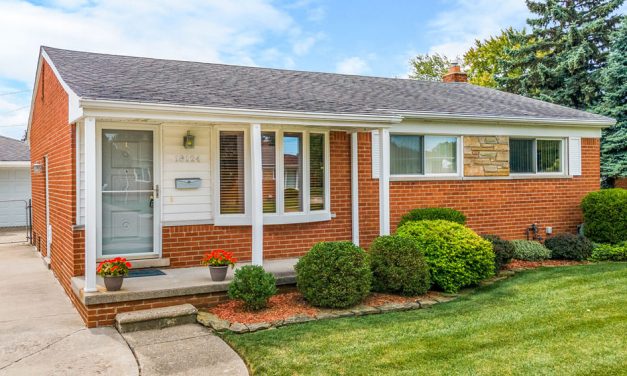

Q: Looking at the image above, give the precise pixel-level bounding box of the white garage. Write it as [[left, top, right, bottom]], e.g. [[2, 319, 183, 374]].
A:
[[0, 136, 31, 228]]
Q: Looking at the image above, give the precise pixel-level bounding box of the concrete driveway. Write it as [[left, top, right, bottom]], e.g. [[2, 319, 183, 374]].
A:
[[0, 231, 138, 376]]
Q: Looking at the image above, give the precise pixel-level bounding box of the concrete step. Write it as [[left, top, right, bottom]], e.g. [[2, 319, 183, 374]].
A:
[[115, 304, 198, 333]]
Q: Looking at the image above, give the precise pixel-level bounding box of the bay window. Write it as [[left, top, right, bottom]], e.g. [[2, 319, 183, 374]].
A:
[[510, 138, 563, 174], [390, 134, 458, 176], [217, 128, 329, 225]]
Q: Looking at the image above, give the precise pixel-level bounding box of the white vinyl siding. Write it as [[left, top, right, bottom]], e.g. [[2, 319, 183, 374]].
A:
[[161, 125, 212, 222]]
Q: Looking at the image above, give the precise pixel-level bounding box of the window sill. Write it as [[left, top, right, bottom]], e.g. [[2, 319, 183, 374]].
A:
[[509, 173, 571, 179], [390, 175, 462, 182], [214, 212, 333, 226]]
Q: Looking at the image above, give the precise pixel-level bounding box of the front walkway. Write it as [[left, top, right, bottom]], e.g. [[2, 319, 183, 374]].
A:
[[0, 233, 248, 376], [0, 233, 137, 375]]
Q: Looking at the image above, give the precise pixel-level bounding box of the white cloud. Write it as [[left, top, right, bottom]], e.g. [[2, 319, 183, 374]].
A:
[[335, 57, 370, 75], [426, 0, 529, 58], [0, 0, 321, 137]]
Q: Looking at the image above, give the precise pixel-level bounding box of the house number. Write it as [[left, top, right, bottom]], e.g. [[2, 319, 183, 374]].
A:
[[175, 154, 200, 163]]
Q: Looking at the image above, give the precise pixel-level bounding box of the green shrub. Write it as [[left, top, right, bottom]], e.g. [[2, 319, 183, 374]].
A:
[[482, 235, 515, 272], [398, 207, 466, 228], [589, 242, 627, 261], [228, 265, 277, 311], [369, 235, 430, 295], [581, 188, 627, 244], [511, 240, 551, 261], [396, 220, 494, 293], [544, 233, 594, 261], [295, 241, 372, 308]]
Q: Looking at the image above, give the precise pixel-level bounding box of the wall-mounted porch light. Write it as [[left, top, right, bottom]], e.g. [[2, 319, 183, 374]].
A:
[[32, 161, 44, 174], [183, 131, 195, 149]]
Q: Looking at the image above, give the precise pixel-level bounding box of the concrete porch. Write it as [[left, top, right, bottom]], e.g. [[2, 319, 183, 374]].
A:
[[71, 258, 298, 306]]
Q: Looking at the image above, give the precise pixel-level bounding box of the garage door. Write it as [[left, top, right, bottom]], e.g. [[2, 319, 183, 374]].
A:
[[0, 167, 31, 228]]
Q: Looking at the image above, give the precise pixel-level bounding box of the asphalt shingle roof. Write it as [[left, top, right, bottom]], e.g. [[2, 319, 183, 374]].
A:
[[42, 46, 612, 123], [0, 135, 30, 161]]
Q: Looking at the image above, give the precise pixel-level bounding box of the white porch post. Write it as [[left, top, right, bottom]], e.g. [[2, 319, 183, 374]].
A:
[[84, 117, 97, 292], [250, 123, 264, 266], [378, 128, 390, 236], [351, 132, 360, 245]]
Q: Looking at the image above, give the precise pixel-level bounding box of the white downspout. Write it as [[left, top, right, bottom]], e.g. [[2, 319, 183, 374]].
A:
[[351, 132, 360, 245], [84, 117, 97, 292]]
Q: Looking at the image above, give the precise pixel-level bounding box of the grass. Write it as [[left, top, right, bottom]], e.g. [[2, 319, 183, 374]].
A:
[[223, 263, 627, 375]]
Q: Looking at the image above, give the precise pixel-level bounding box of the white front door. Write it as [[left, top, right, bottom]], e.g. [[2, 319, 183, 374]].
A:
[[98, 127, 160, 258]]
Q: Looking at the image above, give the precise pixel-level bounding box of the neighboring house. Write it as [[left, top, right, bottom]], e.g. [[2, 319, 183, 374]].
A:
[[28, 47, 614, 327], [0, 135, 31, 228]]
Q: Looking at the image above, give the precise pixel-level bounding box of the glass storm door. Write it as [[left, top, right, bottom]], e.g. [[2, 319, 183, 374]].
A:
[[100, 129, 158, 257]]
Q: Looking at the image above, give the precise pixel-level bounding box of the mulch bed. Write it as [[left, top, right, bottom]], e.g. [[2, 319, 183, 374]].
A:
[[208, 291, 430, 324], [504, 259, 589, 270], [207, 261, 586, 326]]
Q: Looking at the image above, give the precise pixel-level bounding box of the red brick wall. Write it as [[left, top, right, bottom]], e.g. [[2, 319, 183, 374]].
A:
[[356, 133, 600, 248], [29, 60, 78, 292], [161, 131, 353, 267], [615, 178, 627, 189]]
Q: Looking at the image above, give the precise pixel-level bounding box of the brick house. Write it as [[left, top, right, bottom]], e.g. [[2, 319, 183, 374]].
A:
[[28, 47, 614, 327]]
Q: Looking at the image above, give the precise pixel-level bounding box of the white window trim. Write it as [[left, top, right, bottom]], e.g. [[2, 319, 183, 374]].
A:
[[388, 133, 463, 180], [213, 125, 331, 226], [509, 137, 567, 177]]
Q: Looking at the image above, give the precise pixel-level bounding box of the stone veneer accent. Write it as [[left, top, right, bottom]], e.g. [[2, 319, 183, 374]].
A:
[[464, 136, 510, 177]]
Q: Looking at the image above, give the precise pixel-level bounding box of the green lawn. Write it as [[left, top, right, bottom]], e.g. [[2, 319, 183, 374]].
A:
[[223, 263, 627, 376]]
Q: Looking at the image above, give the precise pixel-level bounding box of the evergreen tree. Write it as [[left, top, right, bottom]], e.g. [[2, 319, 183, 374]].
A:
[[596, 16, 627, 185], [498, 0, 623, 109]]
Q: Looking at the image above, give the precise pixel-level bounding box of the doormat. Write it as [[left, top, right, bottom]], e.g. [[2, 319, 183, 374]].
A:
[[126, 269, 166, 278]]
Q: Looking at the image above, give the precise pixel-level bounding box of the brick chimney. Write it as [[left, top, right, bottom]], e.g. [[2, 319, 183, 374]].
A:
[[442, 61, 467, 83]]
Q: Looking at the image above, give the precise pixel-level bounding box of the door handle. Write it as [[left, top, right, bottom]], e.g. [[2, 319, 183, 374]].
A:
[[149, 195, 154, 208]]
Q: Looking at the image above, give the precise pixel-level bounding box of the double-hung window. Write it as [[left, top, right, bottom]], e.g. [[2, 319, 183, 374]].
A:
[[390, 134, 459, 177], [217, 128, 329, 225], [509, 138, 563, 174]]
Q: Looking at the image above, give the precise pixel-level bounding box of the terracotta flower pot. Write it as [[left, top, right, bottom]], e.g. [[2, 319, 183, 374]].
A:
[[104, 276, 124, 291], [209, 266, 229, 281]]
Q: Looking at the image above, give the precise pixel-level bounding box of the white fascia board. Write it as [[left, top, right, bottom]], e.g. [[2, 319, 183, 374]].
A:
[[394, 120, 603, 138], [0, 161, 30, 168], [389, 110, 615, 128], [78, 99, 400, 128], [26, 50, 83, 144]]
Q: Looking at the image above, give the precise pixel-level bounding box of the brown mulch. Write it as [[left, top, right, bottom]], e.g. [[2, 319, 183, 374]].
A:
[[504, 259, 589, 270], [208, 291, 429, 324], [209, 292, 319, 324], [362, 292, 425, 306]]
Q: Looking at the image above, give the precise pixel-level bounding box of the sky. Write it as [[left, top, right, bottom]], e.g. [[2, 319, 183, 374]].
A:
[[0, 0, 538, 139]]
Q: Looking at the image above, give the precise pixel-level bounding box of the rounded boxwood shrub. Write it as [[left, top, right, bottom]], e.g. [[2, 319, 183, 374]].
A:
[[482, 235, 515, 272], [544, 233, 594, 261], [228, 265, 277, 311], [295, 241, 372, 308], [369, 235, 430, 296], [511, 240, 551, 261], [589, 241, 627, 261], [396, 220, 494, 293], [398, 207, 466, 228], [581, 188, 627, 244]]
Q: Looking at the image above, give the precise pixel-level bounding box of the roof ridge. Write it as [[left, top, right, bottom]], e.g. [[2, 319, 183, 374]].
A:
[[41, 46, 439, 84]]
